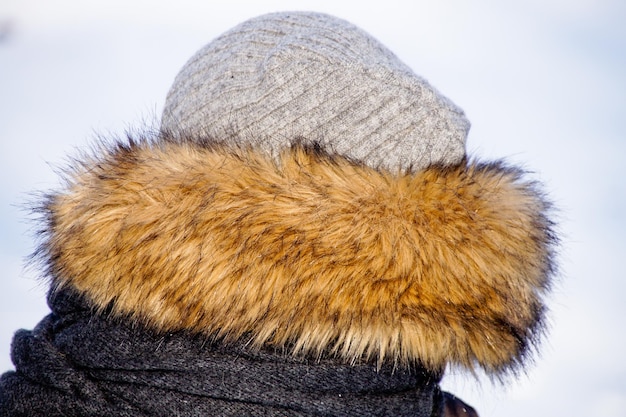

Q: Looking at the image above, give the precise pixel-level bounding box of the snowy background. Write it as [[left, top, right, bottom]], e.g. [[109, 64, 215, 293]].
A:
[[1, 1, 625, 416]]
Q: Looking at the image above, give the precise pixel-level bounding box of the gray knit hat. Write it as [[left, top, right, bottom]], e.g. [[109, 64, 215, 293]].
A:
[[161, 12, 470, 172]]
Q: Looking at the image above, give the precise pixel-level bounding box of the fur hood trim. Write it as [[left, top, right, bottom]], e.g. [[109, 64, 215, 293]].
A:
[[39, 135, 557, 376]]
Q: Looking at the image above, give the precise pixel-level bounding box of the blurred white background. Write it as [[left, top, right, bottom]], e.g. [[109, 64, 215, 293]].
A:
[[1, 1, 624, 416]]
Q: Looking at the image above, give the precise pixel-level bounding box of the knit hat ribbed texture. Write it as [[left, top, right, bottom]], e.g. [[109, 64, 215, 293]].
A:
[[161, 12, 470, 172]]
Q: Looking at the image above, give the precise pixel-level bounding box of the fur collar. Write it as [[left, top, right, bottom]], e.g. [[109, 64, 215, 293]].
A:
[[39, 135, 557, 376]]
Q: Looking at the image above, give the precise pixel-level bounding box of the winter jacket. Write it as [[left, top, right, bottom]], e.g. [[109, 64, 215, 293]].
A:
[[0, 136, 555, 416]]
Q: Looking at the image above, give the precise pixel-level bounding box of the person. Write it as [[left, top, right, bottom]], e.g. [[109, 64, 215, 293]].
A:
[[0, 12, 557, 416]]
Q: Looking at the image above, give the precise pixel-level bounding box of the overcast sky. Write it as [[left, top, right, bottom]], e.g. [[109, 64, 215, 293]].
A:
[[1, 1, 625, 416]]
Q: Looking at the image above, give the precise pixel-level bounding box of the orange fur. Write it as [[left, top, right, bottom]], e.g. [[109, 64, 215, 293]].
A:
[[41, 136, 556, 375]]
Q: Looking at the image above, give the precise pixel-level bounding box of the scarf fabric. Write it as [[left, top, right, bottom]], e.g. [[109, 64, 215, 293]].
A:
[[0, 289, 443, 416]]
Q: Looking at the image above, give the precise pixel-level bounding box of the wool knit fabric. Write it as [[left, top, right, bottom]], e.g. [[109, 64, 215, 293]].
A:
[[0, 289, 442, 416], [162, 12, 470, 173]]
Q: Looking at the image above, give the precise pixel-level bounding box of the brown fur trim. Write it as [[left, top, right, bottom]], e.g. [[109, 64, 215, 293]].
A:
[[39, 136, 556, 375]]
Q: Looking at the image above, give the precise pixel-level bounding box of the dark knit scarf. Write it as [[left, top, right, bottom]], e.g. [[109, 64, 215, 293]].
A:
[[0, 289, 443, 416]]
